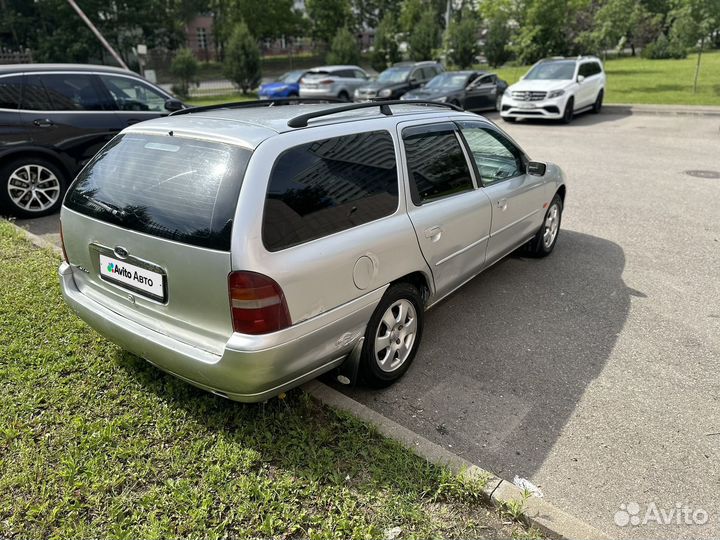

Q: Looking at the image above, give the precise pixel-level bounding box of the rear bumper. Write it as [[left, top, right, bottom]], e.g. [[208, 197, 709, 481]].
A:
[[59, 262, 384, 402], [299, 87, 338, 99]]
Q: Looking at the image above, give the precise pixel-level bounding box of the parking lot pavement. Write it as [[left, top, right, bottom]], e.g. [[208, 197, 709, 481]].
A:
[[337, 111, 720, 538], [10, 110, 719, 538], [13, 213, 60, 247]]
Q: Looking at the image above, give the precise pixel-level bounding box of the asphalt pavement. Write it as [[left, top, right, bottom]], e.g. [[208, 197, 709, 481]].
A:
[[337, 110, 720, 538], [11, 109, 720, 538]]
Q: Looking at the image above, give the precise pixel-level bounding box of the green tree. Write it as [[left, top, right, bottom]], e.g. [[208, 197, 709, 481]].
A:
[[399, 0, 425, 32], [484, 13, 513, 66], [409, 10, 440, 60], [306, 0, 353, 44], [669, 0, 720, 92], [223, 21, 261, 94], [370, 12, 400, 71], [447, 10, 480, 68], [512, 0, 571, 64], [170, 48, 198, 98], [326, 27, 361, 64]]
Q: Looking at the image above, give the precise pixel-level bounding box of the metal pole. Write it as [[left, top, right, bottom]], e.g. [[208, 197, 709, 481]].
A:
[[66, 0, 129, 70]]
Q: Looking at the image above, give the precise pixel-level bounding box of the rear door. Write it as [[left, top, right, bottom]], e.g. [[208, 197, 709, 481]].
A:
[[456, 120, 548, 264], [399, 120, 492, 299], [0, 74, 25, 150], [62, 133, 251, 354]]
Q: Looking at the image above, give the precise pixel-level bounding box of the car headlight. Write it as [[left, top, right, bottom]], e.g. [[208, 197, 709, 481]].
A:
[[432, 96, 448, 103], [547, 89, 565, 99], [378, 88, 392, 98], [354, 89, 361, 97]]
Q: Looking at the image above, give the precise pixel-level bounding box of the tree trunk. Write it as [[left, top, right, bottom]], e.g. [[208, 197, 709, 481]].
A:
[[693, 36, 704, 95]]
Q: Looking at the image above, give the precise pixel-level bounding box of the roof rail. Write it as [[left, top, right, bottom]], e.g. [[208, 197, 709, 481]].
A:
[[286, 100, 462, 128], [168, 97, 344, 117]]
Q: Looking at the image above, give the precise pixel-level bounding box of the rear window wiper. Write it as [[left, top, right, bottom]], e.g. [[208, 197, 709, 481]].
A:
[[83, 195, 126, 218]]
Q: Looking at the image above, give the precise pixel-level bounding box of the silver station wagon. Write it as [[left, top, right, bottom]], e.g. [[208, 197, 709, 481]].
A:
[[59, 100, 567, 402]]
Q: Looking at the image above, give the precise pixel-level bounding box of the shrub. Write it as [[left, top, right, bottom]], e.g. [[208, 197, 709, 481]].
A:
[[641, 33, 687, 59], [223, 21, 262, 93], [170, 48, 198, 98], [448, 11, 481, 69], [326, 27, 360, 65]]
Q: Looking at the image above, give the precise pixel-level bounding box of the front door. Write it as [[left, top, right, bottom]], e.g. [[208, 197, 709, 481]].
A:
[[455, 120, 548, 265], [96, 73, 170, 128], [399, 121, 493, 299], [465, 74, 497, 111]]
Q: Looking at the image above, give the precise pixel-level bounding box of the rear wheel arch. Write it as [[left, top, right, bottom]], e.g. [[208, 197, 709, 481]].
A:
[[391, 271, 432, 306], [556, 184, 566, 204]]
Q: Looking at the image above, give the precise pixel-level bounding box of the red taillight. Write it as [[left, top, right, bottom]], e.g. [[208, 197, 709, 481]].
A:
[[59, 222, 69, 262], [228, 271, 291, 335], [318, 79, 334, 85]]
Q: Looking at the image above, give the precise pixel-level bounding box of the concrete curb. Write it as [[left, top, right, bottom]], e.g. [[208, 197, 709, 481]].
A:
[[604, 103, 720, 117], [8, 219, 63, 256], [303, 380, 610, 540], [9, 218, 607, 539]]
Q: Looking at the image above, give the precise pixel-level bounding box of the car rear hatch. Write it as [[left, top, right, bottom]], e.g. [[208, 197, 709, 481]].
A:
[[61, 132, 251, 355], [301, 70, 335, 89]]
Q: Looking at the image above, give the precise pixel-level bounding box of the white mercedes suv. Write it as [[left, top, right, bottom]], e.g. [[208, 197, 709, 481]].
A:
[[500, 56, 605, 124]]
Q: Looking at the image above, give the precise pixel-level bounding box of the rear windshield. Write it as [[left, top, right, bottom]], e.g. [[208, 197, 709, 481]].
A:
[[64, 134, 250, 250]]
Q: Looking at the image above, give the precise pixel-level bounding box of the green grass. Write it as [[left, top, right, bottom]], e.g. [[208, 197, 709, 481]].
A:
[[0, 221, 537, 539], [486, 50, 720, 106]]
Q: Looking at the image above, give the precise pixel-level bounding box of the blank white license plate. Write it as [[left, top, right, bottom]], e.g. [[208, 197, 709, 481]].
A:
[[304, 83, 317, 89], [99, 254, 165, 300], [517, 103, 536, 109]]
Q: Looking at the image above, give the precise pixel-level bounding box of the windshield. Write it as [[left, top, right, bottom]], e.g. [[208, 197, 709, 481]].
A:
[[524, 61, 576, 80], [280, 70, 305, 84], [425, 73, 470, 90], [377, 67, 411, 84], [65, 134, 251, 250]]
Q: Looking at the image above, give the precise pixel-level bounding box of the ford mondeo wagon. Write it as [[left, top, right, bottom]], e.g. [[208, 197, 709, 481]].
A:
[[59, 100, 567, 402]]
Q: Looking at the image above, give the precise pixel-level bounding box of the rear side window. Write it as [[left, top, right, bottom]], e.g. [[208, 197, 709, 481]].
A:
[[0, 75, 22, 109], [65, 134, 251, 250], [24, 73, 110, 111], [263, 131, 398, 251], [403, 123, 474, 205]]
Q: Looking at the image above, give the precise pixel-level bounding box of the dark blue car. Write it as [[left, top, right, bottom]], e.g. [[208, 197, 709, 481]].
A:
[[258, 70, 308, 99]]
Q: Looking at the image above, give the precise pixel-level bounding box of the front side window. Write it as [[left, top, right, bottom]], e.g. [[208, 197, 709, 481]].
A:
[[24, 73, 108, 111], [0, 75, 22, 109], [456, 121, 524, 184], [403, 123, 474, 205], [99, 74, 167, 112], [263, 131, 398, 251], [377, 67, 411, 84]]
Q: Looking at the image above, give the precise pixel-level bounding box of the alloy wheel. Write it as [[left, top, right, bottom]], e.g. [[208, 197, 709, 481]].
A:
[[7, 164, 61, 212], [543, 203, 560, 249], [374, 299, 418, 372]]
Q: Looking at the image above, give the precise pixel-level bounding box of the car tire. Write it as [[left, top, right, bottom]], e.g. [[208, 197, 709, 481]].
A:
[[562, 97, 574, 124], [360, 282, 424, 388], [0, 157, 67, 218], [525, 194, 563, 258], [502, 116, 516, 123], [592, 89, 604, 113], [338, 90, 350, 102]]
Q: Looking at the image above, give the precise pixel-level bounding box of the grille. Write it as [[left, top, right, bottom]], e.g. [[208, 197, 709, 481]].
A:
[[511, 91, 547, 101]]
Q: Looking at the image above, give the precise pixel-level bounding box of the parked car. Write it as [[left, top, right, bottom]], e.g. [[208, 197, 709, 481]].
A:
[[298, 66, 369, 101], [258, 70, 308, 99], [401, 71, 508, 112], [0, 64, 184, 218], [500, 56, 605, 124], [59, 99, 566, 402], [354, 61, 444, 101]]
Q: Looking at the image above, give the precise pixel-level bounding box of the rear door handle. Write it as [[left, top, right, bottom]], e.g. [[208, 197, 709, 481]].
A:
[[424, 226, 443, 241], [33, 118, 54, 127]]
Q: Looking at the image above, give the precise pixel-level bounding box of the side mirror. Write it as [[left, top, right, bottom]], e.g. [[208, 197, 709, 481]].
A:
[[577, 75, 585, 83], [164, 98, 184, 112], [409, 77, 418, 85], [527, 161, 547, 176]]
